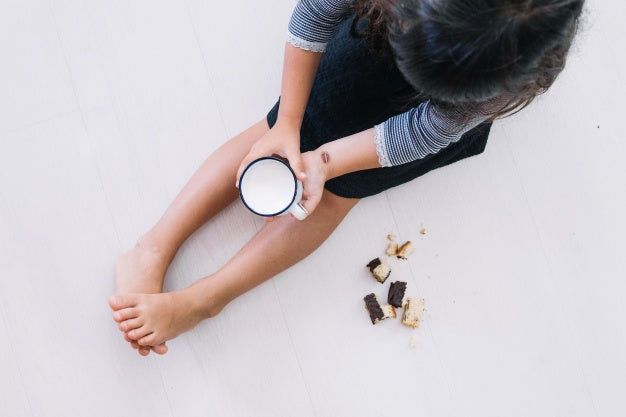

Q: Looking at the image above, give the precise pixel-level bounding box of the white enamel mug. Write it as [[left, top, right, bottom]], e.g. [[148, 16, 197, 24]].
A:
[[238, 157, 308, 220]]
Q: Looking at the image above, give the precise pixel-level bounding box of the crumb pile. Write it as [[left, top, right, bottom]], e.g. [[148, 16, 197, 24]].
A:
[[385, 234, 415, 259], [362, 233, 426, 329]]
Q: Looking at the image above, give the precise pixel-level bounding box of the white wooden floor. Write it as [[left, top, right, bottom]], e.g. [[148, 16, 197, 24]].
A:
[[1, 1, 624, 416]]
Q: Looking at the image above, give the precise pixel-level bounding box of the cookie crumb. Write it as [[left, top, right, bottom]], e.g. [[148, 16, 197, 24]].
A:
[[397, 241, 415, 260], [386, 234, 399, 256]]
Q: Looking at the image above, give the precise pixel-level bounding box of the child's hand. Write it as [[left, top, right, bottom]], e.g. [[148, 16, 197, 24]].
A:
[[296, 150, 331, 217], [236, 121, 306, 186], [260, 149, 329, 223]]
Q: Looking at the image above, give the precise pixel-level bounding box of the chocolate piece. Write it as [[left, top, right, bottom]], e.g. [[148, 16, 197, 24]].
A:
[[387, 281, 407, 308], [402, 297, 425, 328], [366, 257, 391, 283], [364, 293, 384, 324], [364, 293, 396, 324], [397, 241, 415, 260], [366, 257, 381, 270]]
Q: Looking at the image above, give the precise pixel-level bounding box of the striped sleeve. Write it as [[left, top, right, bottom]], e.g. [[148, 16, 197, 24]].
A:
[[287, 0, 350, 52], [374, 101, 489, 167]]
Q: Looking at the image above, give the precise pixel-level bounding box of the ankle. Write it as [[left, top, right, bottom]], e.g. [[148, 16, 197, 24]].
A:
[[185, 278, 229, 319], [136, 232, 176, 266]]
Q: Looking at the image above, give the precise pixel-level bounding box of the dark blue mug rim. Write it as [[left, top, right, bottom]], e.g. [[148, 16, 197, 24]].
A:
[[238, 156, 298, 217]]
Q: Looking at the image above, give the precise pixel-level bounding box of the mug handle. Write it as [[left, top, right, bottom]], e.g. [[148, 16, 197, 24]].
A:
[[289, 202, 308, 220]]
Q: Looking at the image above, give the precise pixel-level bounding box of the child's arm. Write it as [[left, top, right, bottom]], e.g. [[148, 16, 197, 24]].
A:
[[236, 44, 322, 182], [316, 128, 380, 179], [276, 44, 322, 130], [298, 95, 505, 213], [298, 128, 380, 213], [236, 0, 349, 183]]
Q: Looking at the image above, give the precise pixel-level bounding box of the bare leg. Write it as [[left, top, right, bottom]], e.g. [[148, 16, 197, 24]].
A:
[[109, 189, 359, 348], [138, 118, 273, 263], [113, 119, 270, 355]]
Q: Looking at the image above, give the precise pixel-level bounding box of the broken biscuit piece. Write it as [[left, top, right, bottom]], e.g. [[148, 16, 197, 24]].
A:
[[364, 293, 384, 324], [386, 234, 399, 256], [366, 257, 391, 283], [363, 293, 396, 324], [387, 281, 407, 308], [396, 241, 415, 260], [402, 297, 425, 328], [381, 304, 396, 319]]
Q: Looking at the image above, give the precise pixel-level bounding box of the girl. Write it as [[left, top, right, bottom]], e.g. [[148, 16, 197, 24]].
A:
[[109, 0, 584, 355]]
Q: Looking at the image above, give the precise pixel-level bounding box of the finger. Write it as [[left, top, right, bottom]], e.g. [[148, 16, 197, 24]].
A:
[[300, 189, 323, 216], [236, 153, 256, 187], [285, 149, 306, 181], [264, 216, 274, 222]]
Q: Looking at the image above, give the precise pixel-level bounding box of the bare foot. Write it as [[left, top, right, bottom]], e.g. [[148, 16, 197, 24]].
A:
[[113, 238, 172, 355], [108, 286, 220, 346]]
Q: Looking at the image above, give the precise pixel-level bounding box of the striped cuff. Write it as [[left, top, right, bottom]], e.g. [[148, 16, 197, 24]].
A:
[[287, 0, 348, 51], [287, 31, 327, 53]]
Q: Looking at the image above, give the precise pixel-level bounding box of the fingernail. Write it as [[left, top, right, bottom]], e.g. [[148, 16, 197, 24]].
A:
[[300, 172, 307, 179]]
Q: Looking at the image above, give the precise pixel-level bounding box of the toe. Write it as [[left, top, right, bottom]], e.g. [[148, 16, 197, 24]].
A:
[[127, 326, 152, 341], [118, 317, 144, 332], [152, 343, 168, 355], [113, 307, 138, 322], [108, 294, 139, 311], [138, 333, 157, 346], [138, 346, 151, 356], [124, 333, 140, 349]]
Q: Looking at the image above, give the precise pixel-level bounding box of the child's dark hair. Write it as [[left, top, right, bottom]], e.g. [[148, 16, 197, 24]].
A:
[[351, 0, 585, 118]]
